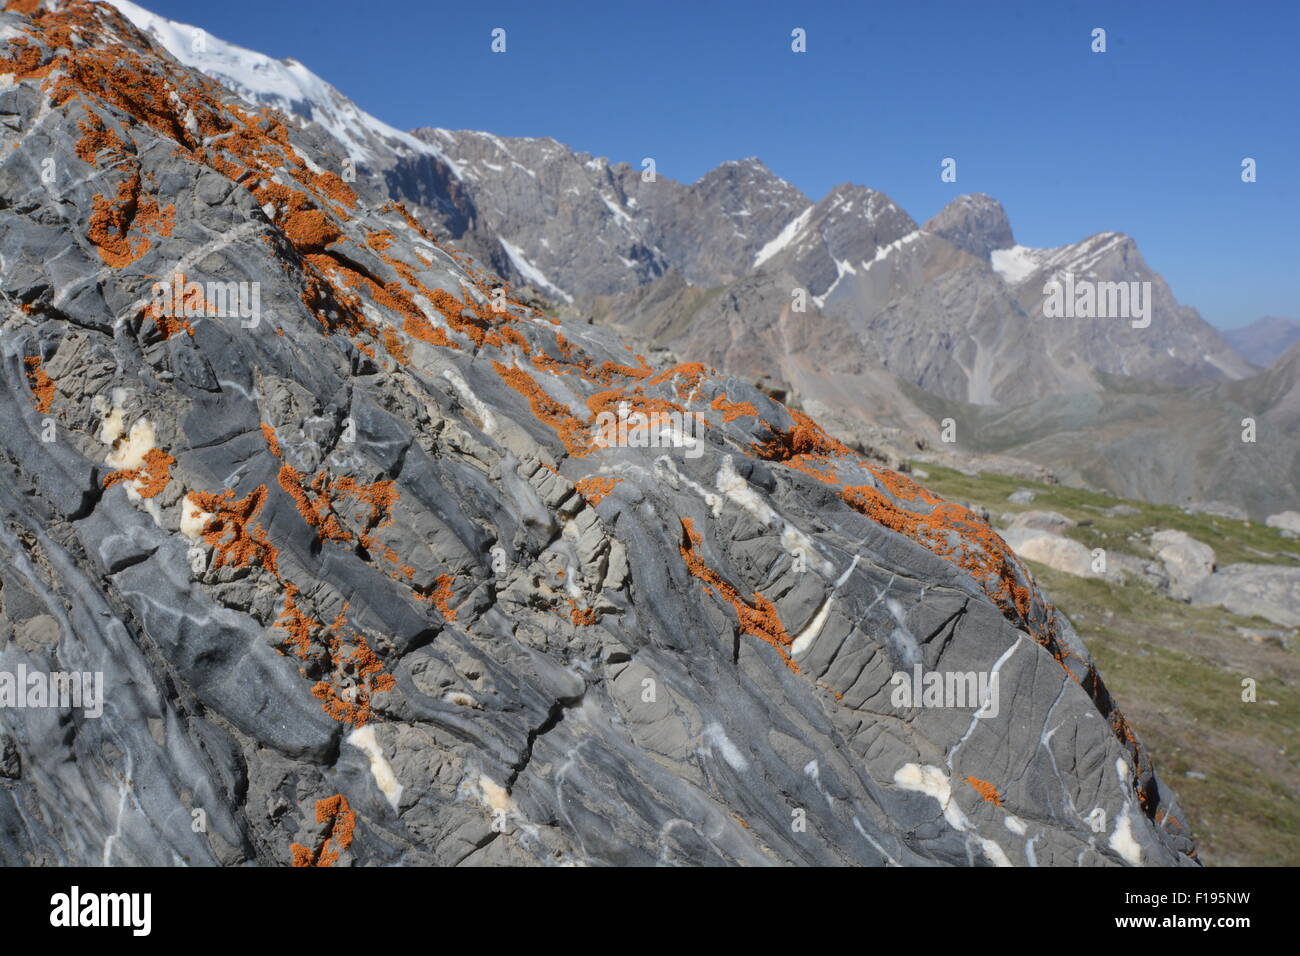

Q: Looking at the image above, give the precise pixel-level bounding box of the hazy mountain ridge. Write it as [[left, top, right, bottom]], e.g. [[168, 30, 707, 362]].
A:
[[1224, 316, 1300, 368]]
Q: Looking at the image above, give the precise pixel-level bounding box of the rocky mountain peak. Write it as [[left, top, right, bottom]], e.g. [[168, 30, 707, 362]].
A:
[[922, 193, 1015, 261]]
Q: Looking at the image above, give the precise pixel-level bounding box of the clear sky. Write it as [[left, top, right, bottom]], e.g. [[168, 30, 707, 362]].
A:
[[133, 0, 1297, 329]]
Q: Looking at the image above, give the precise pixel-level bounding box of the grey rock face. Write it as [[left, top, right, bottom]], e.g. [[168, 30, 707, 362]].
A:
[[942, 347, 1300, 519], [989, 232, 1256, 390], [410, 128, 669, 300], [0, 1, 1196, 867], [922, 193, 1015, 261], [618, 157, 811, 287]]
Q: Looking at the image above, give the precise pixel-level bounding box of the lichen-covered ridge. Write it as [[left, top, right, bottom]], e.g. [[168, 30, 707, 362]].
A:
[[0, 0, 1193, 865]]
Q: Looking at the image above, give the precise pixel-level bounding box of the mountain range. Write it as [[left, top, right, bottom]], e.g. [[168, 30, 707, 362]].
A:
[[105, 0, 1300, 520]]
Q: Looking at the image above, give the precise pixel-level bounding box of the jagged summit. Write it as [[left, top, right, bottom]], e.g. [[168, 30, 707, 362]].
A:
[[0, 0, 1196, 866], [923, 193, 1015, 261]]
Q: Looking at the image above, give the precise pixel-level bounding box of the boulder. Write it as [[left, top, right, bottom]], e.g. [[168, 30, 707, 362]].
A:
[[1265, 511, 1300, 534], [1150, 530, 1217, 601], [1193, 565, 1300, 628], [1006, 510, 1076, 534], [1000, 528, 1098, 578]]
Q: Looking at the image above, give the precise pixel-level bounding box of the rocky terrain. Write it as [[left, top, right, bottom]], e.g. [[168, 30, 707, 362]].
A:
[[915, 464, 1300, 866], [0, 0, 1199, 866]]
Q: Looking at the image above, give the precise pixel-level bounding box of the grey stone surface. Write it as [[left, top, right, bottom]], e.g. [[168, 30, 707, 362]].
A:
[[1000, 528, 1098, 578], [1194, 565, 1300, 628], [1266, 511, 1300, 534], [1006, 510, 1076, 533], [1151, 530, 1217, 602]]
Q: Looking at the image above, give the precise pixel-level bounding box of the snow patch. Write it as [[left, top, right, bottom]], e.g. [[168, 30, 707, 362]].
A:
[[498, 237, 573, 303], [990, 245, 1041, 285], [754, 205, 813, 268]]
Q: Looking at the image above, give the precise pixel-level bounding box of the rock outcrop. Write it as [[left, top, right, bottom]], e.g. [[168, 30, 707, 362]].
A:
[[1000, 529, 1099, 579], [0, 0, 1195, 866], [1151, 530, 1217, 602], [1194, 566, 1300, 629]]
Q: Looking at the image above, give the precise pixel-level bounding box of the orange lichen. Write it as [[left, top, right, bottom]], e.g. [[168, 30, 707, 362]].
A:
[[141, 299, 194, 340], [749, 411, 852, 483], [589, 359, 654, 385], [281, 208, 341, 252], [87, 169, 174, 268], [310, 629, 395, 727], [0, 35, 48, 79], [753, 410, 850, 461], [365, 230, 395, 252], [841, 482, 1035, 628], [710, 393, 757, 423], [275, 586, 317, 659], [568, 600, 599, 626], [74, 111, 126, 165], [966, 776, 1003, 806], [23, 356, 55, 412], [381, 326, 410, 364], [290, 794, 356, 867], [678, 517, 798, 673], [430, 573, 457, 621], [260, 422, 282, 457], [274, 464, 400, 550], [574, 476, 620, 506], [102, 447, 174, 498], [403, 312, 452, 348], [492, 360, 592, 455], [188, 484, 279, 575], [332, 475, 399, 549], [278, 464, 352, 544], [646, 361, 708, 399], [867, 464, 942, 505], [272, 589, 394, 727]]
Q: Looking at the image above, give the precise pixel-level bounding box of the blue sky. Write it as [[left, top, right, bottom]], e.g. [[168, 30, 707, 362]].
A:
[[138, 0, 1297, 328]]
